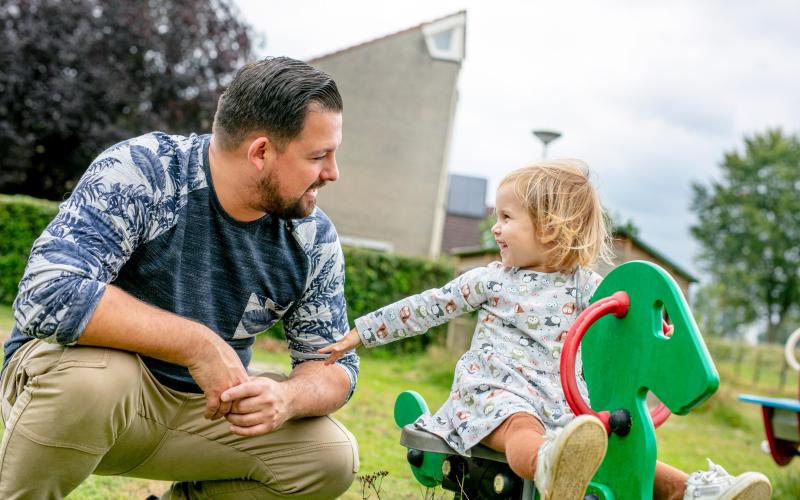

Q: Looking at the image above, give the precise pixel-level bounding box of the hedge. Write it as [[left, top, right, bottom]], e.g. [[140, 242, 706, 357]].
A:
[[0, 195, 455, 351], [0, 195, 60, 305], [341, 247, 455, 353]]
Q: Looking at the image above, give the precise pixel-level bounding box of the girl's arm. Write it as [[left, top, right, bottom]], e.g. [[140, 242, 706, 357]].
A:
[[320, 265, 493, 363]]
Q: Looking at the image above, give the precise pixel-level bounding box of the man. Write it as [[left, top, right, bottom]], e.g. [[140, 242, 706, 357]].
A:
[[1, 56, 359, 499]]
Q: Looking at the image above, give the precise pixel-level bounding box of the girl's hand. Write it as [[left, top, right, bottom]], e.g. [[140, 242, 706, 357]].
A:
[[318, 328, 362, 364]]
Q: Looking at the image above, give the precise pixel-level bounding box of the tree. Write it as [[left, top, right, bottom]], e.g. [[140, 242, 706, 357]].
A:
[[691, 129, 800, 343], [0, 0, 255, 199]]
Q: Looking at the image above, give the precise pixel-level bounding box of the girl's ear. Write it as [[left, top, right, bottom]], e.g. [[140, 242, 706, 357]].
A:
[[538, 223, 559, 245]]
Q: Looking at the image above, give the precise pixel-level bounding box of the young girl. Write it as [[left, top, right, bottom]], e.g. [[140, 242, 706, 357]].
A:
[[322, 160, 771, 500]]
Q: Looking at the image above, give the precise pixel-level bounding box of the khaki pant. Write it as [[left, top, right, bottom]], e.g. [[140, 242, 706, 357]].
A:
[[0, 340, 359, 499]]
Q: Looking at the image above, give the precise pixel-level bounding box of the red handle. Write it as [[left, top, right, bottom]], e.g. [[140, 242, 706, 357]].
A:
[[560, 291, 671, 433]]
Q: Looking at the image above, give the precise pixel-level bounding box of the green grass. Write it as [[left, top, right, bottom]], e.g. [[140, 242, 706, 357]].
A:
[[0, 306, 798, 498]]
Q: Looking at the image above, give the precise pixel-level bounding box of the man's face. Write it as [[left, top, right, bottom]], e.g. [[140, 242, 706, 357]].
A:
[[258, 107, 342, 218]]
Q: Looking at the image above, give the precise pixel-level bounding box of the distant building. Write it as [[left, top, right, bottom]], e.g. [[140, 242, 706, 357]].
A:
[[440, 174, 490, 254], [312, 11, 467, 257]]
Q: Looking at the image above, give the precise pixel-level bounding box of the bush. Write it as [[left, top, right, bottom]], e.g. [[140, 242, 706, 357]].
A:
[[343, 247, 454, 353], [267, 247, 456, 353], [0, 195, 59, 304], [0, 196, 457, 354]]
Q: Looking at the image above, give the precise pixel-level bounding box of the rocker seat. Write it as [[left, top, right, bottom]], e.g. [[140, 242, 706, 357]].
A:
[[400, 424, 509, 462]]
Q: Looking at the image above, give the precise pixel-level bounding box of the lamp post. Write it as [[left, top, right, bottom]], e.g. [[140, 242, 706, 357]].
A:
[[532, 129, 562, 159]]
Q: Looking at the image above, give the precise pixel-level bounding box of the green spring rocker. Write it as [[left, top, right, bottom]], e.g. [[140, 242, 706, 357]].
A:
[[394, 261, 720, 499]]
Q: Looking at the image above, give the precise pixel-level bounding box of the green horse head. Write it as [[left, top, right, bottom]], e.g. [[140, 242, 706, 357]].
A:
[[581, 261, 720, 499]]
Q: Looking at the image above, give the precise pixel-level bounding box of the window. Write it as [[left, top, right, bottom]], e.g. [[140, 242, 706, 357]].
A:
[[422, 12, 466, 62]]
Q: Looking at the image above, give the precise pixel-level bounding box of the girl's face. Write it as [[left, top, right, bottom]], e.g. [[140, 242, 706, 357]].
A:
[[491, 182, 550, 270]]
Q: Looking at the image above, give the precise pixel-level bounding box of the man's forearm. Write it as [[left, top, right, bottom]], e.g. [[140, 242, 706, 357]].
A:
[[285, 360, 352, 418], [78, 284, 217, 367]]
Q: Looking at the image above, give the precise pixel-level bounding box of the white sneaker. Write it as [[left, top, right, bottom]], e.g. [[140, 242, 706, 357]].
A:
[[683, 459, 772, 499], [535, 415, 608, 500]]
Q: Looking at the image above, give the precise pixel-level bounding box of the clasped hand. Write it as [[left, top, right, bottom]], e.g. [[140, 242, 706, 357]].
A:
[[220, 377, 290, 436], [189, 332, 291, 436]]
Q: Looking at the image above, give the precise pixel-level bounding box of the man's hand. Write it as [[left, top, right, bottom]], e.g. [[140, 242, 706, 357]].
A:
[[78, 285, 249, 421], [221, 377, 291, 436], [189, 332, 249, 420], [318, 328, 362, 365]]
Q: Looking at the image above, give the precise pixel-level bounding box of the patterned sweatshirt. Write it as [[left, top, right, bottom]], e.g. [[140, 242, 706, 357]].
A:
[[355, 261, 601, 454], [6, 132, 359, 396]]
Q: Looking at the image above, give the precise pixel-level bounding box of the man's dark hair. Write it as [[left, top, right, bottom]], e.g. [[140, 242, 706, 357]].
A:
[[213, 56, 342, 150]]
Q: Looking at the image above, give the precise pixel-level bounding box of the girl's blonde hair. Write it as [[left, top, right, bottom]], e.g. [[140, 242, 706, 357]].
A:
[[500, 159, 612, 271]]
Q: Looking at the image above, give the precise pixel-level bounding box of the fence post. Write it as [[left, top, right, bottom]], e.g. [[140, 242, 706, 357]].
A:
[[752, 348, 762, 386], [778, 356, 788, 392], [734, 343, 745, 378]]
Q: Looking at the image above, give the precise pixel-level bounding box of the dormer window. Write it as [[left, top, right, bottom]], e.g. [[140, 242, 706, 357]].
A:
[[422, 12, 466, 62]]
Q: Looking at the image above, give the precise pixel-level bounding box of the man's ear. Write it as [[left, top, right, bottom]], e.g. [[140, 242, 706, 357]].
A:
[[246, 136, 273, 171]]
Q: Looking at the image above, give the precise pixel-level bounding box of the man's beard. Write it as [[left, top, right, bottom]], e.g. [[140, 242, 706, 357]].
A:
[[256, 173, 324, 219]]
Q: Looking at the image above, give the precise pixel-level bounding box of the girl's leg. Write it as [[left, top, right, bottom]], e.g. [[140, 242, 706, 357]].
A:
[[653, 461, 688, 500], [481, 412, 607, 500], [480, 412, 545, 480]]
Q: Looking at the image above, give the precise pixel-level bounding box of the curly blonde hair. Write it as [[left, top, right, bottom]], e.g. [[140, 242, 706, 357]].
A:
[[500, 159, 612, 271]]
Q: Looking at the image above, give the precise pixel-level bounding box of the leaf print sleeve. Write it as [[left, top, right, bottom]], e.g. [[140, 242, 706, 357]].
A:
[[12, 137, 166, 345], [283, 214, 359, 399], [354, 266, 490, 348]]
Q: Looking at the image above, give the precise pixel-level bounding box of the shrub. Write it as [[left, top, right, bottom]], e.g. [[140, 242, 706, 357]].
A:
[[343, 247, 455, 353], [0, 195, 59, 304]]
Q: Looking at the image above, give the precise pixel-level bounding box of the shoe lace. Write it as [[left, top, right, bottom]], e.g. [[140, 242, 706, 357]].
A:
[[690, 459, 732, 486]]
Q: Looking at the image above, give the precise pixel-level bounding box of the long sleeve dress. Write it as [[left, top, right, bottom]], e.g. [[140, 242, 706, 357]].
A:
[[354, 261, 602, 455]]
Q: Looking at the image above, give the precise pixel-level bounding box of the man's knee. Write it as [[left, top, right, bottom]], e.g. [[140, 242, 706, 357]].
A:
[[313, 437, 359, 497], [269, 417, 359, 498]]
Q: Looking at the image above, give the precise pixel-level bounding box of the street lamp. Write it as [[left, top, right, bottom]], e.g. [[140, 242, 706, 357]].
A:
[[532, 129, 562, 159]]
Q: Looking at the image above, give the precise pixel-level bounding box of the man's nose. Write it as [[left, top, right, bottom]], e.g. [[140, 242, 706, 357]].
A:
[[322, 156, 339, 182]]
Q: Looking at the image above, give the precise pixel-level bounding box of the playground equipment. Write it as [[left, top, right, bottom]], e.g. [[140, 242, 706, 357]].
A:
[[738, 327, 800, 465], [394, 261, 720, 499]]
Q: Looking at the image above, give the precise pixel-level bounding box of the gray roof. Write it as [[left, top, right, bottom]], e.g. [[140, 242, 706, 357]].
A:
[[447, 174, 487, 218]]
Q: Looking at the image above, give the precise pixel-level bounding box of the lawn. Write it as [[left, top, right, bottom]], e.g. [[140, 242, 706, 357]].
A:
[[0, 305, 798, 498]]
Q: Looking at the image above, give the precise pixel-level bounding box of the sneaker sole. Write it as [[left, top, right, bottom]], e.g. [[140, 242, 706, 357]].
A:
[[722, 472, 772, 500], [542, 416, 608, 500]]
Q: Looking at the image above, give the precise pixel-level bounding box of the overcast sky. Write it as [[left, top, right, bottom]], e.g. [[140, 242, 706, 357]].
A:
[[235, 0, 800, 277]]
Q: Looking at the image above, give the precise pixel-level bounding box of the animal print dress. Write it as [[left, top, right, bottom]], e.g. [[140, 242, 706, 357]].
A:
[[354, 261, 603, 455]]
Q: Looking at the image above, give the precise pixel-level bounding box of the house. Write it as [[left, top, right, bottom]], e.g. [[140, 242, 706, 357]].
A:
[[440, 174, 491, 254], [312, 11, 467, 257]]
